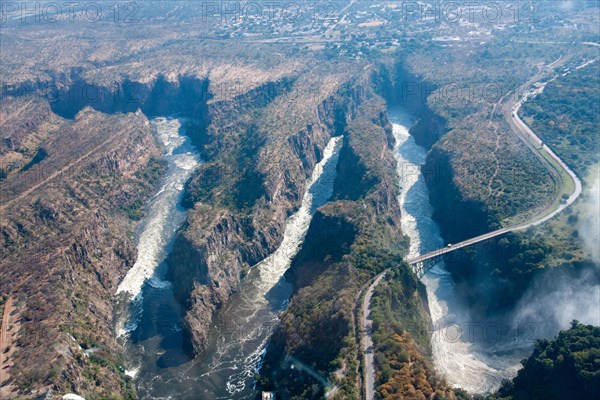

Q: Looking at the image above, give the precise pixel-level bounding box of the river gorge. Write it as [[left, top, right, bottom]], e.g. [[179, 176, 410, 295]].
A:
[[111, 101, 587, 398], [118, 109, 530, 398], [116, 123, 342, 399], [3, 3, 599, 398], [389, 107, 532, 394]]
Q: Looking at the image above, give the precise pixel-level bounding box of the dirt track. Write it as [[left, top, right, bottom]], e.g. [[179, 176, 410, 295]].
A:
[[0, 297, 14, 397]]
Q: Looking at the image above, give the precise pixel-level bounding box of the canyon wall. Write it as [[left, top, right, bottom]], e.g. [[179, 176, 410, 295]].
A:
[[166, 73, 371, 354], [257, 93, 442, 399], [384, 58, 588, 321], [0, 96, 163, 398], [1, 67, 322, 396], [373, 62, 493, 242], [1, 69, 372, 393]]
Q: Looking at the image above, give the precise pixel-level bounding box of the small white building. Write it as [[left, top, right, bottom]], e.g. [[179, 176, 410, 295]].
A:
[[63, 395, 86, 400], [262, 392, 276, 400]]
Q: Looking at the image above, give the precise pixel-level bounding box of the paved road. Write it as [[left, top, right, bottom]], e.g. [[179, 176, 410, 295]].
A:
[[407, 57, 583, 270], [361, 273, 386, 400], [361, 57, 585, 399]]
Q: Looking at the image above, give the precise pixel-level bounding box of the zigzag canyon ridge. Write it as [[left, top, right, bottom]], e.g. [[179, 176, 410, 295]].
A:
[[1, 1, 598, 400]]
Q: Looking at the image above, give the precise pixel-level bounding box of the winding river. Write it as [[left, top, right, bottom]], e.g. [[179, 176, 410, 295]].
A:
[[389, 107, 532, 393], [117, 110, 546, 397], [116, 125, 343, 399], [115, 117, 200, 335]]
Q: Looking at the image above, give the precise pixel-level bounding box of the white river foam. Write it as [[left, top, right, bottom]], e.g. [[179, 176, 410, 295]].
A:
[[116, 118, 200, 336], [257, 135, 343, 287], [390, 107, 527, 394], [124, 135, 343, 399], [209, 135, 343, 398]]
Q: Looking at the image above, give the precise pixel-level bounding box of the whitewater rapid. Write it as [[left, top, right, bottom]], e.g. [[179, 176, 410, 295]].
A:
[[389, 108, 528, 393], [203, 135, 344, 398], [116, 117, 200, 336], [126, 135, 343, 399]]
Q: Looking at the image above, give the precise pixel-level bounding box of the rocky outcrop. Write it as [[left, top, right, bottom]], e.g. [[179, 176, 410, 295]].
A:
[[167, 205, 280, 351], [258, 97, 425, 398], [166, 73, 372, 354], [0, 101, 162, 398]]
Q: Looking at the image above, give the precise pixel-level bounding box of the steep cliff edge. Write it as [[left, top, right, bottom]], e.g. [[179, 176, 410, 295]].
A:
[[372, 62, 447, 149], [373, 62, 494, 243], [257, 96, 447, 399], [386, 52, 586, 320], [43, 74, 211, 152], [0, 100, 164, 398], [0, 67, 318, 396], [166, 70, 369, 354], [383, 62, 542, 316]]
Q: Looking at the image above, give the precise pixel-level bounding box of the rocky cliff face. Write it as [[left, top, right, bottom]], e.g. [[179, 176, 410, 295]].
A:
[[384, 58, 566, 322], [373, 62, 447, 150], [1, 67, 321, 395], [1, 66, 364, 370], [166, 72, 372, 354], [42, 74, 211, 150], [374, 61, 494, 242], [257, 95, 434, 399], [409, 111, 447, 150], [0, 99, 162, 398], [166, 205, 280, 351]]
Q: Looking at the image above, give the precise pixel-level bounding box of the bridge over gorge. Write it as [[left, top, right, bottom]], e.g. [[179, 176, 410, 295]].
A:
[[405, 148, 581, 279], [361, 53, 587, 400], [407, 227, 512, 278], [406, 56, 585, 279], [405, 178, 580, 278]]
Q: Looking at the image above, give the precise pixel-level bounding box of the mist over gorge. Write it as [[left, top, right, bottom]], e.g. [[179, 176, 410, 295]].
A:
[[511, 172, 600, 339], [0, 1, 598, 400]]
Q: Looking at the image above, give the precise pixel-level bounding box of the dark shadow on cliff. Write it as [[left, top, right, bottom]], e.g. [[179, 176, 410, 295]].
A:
[[44, 74, 212, 153], [127, 274, 195, 369], [264, 132, 344, 309]]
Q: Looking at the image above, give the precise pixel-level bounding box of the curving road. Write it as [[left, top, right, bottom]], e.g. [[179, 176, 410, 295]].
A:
[[360, 59, 585, 399], [361, 273, 386, 400], [408, 58, 583, 272]]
